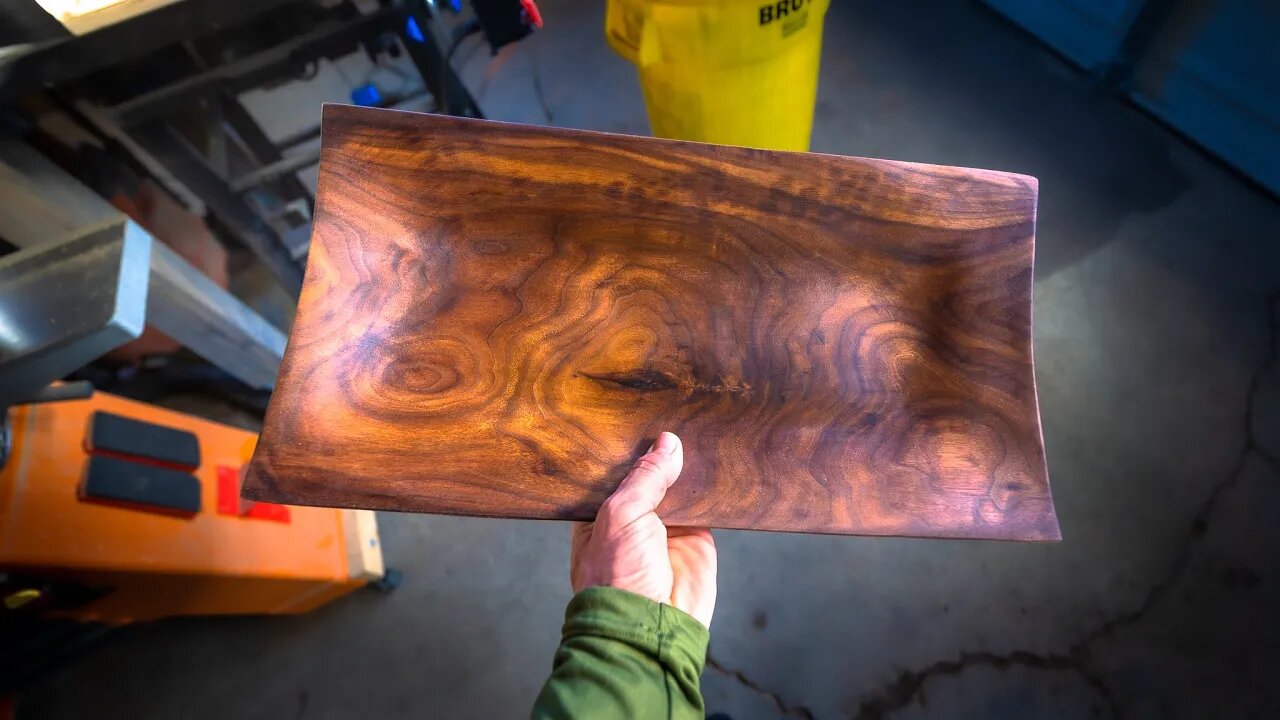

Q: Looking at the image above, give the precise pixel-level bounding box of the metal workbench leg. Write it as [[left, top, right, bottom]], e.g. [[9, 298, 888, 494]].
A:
[[219, 94, 314, 209], [128, 120, 305, 296], [394, 2, 484, 119]]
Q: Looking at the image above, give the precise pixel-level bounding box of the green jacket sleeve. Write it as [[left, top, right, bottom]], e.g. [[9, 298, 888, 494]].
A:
[[531, 587, 709, 720]]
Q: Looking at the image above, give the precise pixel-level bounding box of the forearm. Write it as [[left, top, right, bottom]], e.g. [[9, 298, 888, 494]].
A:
[[532, 587, 708, 720]]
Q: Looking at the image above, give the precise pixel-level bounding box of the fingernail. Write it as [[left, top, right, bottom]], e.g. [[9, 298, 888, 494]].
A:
[[651, 432, 679, 455]]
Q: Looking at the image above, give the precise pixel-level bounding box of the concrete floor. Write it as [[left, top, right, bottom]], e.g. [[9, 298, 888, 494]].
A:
[[19, 0, 1280, 718]]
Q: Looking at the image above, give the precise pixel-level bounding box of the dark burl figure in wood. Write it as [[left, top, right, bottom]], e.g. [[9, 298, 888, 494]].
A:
[[243, 104, 1059, 541]]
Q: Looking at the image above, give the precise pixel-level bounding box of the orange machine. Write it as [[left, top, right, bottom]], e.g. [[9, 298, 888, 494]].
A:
[[0, 392, 382, 623]]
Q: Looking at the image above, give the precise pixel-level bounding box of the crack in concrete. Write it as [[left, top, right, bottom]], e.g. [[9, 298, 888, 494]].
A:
[[706, 652, 816, 719], [1071, 294, 1279, 654], [850, 292, 1280, 720], [853, 650, 1120, 720]]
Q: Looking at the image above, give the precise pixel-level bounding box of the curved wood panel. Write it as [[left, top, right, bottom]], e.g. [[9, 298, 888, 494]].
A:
[[243, 104, 1059, 541]]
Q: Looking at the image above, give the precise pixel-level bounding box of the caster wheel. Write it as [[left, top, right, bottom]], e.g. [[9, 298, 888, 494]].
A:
[[369, 567, 403, 593]]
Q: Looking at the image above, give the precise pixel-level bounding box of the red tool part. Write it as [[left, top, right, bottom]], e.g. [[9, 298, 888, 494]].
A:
[[216, 465, 290, 523], [520, 0, 542, 28]]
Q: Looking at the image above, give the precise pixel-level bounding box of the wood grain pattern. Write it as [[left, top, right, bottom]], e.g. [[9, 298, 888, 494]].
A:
[[243, 104, 1059, 541]]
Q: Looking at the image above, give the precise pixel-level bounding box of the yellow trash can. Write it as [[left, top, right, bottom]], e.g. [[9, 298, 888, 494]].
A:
[[606, 0, 830, 151]]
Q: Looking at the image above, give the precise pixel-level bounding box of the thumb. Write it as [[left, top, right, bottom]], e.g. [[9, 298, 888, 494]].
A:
[[599, 432, 683, 528]]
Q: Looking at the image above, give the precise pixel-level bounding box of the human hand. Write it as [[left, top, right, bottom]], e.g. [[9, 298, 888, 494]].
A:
[[570, 432, 717, 628]]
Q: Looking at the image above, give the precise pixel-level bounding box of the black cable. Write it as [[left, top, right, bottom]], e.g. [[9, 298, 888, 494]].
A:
[[439, 17, 482, 115]]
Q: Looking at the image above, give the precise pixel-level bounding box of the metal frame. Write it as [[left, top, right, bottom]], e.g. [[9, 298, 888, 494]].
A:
[[219, 94, 315, 205], [0, 0, 302, 103], [127, 120, 306, 295], [0, 139, 286, 391], [5, 0, 485, 302], [102, 9, 398, 128], [392, 1, 484, 119], [0, 223, 150, 406], [147, 238, 286, 390]]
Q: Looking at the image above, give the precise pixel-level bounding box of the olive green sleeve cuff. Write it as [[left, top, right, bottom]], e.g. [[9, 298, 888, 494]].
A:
[[562, 586, 709, 680], [532, 587, 709, 719]]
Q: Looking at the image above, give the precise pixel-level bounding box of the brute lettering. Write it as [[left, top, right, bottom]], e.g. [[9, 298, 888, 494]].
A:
[[760, 0, 806, 25]]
